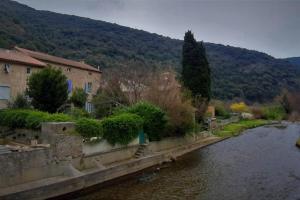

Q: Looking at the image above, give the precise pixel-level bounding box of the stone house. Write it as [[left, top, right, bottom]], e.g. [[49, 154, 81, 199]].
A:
[[0, 47, 101, 112]]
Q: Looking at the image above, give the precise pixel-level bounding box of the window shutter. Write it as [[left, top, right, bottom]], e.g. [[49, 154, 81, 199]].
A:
[[0, 86, 10, 100], [84, 83, 88, 93], [67, 80, 73, 93]]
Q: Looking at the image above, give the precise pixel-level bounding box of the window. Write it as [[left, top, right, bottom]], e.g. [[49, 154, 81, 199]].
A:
[[84, 82, 92, 93], [26, 67, 31, 74], [4, 64, 10, 73], [67, 67, 71, 72], [85, 102, 93, 113], [0, 86, 10, 100], [88, 82, 92, 92]]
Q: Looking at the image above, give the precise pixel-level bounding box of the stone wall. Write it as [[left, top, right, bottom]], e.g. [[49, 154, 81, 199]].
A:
[[0, 122, 84, 188], [41, 122, 83, 161], [0, 148, 53, 188]]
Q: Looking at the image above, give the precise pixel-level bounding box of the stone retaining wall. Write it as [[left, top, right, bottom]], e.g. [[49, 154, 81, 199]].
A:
[[0, 122, 83, 188]]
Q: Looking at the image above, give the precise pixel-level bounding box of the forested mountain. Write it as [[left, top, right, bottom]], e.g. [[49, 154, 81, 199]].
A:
[[284, 57, 300, 67], [1, 0, 300, 102]]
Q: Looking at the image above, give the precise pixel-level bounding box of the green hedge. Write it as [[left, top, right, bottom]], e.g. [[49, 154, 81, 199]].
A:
[[102, 113, 143, 145], [262, 105, 286, 120], [67, 107, 90, 119], [75, 118, 102, 138], [0, 109, 73, 130], [114, 102, 167, 141]]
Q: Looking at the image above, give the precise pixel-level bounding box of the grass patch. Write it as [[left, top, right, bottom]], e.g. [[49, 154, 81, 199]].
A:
[[214, 119, 269, 137]]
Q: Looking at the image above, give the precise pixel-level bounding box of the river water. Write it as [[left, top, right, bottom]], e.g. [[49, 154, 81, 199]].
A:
[[74, 123, 300, 200]]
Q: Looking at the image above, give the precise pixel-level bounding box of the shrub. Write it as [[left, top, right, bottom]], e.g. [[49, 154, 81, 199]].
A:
[[102, 113, 143, 145], [70, 88, 87, 108], [0, 109, 73, 130], [27, 67, 68, 113], [262, 105, 286, 120], [68, 107, 90, 119], [24, 111, 50, 129], [250, 106, 264, 119], [143, 71, 196, 136], [164, 100, 195, 137], [10, 93, 30, 109], [75, 118, 102, 138], [114, 102, 167, 141], [92, 92, 119, 119], [0, 109, 30, 128], [213, 100, 230, 119], [230, 102, 249, 113], [46, 113, 73, 122]]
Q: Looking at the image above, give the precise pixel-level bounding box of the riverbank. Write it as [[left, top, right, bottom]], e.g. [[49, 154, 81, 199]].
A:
[[0, 135, 224, 200], [71, 123, 300, 200], [0, 119, 275, 200], [214, 119, 272, 137]]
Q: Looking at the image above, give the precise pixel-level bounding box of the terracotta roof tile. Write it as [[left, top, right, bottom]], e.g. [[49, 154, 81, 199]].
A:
[[15, 47, 101, 73], [0, 49, 46, 67]]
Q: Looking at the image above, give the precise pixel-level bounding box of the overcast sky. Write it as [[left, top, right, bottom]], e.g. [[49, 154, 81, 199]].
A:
[[15, 0, 300, 58]]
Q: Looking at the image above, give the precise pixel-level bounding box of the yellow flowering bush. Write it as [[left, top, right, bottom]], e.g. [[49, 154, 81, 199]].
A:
[[230, 102, 249, 113]]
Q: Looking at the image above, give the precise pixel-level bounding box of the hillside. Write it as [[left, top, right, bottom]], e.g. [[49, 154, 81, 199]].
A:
[[284, 57, 300, 67], [0, 0, 300, 102]]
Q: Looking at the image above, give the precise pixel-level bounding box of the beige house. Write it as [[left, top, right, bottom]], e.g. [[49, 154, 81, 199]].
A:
[[0, 47, 101, 112]]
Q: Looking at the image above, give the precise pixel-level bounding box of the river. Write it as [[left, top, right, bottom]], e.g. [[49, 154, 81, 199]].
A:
[[73, 123, 300, 200]]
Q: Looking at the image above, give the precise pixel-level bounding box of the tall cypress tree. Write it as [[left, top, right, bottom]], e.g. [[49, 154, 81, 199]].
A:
[[182, 30, 211, 101]]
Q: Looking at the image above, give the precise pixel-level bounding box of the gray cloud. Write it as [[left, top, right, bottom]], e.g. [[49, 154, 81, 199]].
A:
[[15, 0, 300, 58]]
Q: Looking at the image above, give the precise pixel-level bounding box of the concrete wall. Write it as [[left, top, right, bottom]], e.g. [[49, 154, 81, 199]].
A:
[[0, 148, 53, 188], [0, 123, 84, 188], [78, 145, 139, 170], [83, 137, 139, 155], [147, 136, 196, 153]]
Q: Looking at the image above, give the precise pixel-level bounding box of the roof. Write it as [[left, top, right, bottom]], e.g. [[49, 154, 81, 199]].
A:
[[0, 49, 46, 67], [15, 47, 101, 73]]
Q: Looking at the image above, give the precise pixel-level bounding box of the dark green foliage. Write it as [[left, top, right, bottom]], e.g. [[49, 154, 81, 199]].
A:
[[115, 102, 167, 141], [0, 0, 300, 102], [75, 118, 102, 138], [101, 113, 143, 145], [68, 107, 90, 119], [214, 101, 231, 119], [70, 88, 87, 108], [215, 107, 230, 119], [10, 93, 30, 109], [261, 105, 286, 120], [0, 109, 73, 129], [92, 89, 129, 119], [27, 67, 68, 113], [182, 31, 211, 100], [284, 57, 300, 67]]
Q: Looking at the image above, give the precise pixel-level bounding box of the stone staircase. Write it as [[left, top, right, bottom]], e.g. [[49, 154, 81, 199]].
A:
[[134, 144, 148, 158], [0, 145, 11, 154]]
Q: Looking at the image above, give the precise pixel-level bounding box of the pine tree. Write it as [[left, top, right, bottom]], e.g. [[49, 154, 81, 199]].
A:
[[182, 30, 211, 101]]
